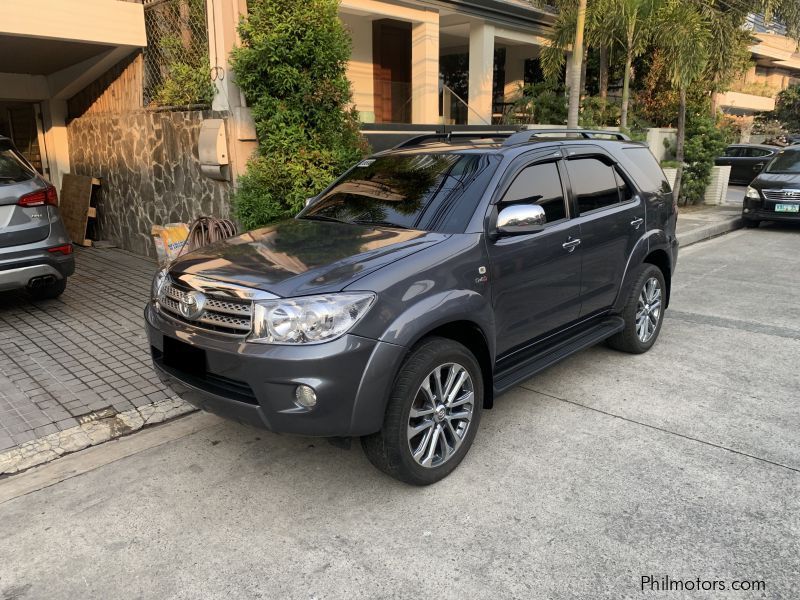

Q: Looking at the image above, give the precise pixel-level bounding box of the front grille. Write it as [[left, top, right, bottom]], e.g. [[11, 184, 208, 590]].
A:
[[158, 280, 253, 335], [762, 189, 800, 202]]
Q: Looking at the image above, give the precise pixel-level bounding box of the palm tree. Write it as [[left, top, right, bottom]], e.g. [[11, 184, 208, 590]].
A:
[[592, 0, 657, 128], [654, 0, 711, 202]]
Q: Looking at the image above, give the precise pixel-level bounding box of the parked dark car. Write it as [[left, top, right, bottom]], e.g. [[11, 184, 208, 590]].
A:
[[714, 144, 779, 185], [743, 145, 800, 227], [0, 136, 74, 298], [146, 129, 678, 485]]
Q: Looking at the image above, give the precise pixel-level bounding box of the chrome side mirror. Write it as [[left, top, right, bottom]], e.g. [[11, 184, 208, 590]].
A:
[[496, 204, 546, 235]]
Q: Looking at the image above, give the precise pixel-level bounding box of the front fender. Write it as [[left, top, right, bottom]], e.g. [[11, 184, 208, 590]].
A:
[[380, 289, 496, 360]]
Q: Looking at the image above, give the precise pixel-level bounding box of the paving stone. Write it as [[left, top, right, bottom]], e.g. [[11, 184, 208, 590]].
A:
[[0, 248, 193, 471]]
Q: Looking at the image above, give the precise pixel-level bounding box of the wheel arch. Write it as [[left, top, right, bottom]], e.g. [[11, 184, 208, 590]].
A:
[[642, 248, 672, 308]]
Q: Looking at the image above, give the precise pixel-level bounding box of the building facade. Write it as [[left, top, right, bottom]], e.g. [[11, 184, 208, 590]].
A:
[[340, 0, 555, 126], [716, 15, 800, 119]]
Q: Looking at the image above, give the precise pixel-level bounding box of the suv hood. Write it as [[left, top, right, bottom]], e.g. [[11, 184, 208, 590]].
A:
[[169, 218, 448, 297], [752, 172, 800, 190]]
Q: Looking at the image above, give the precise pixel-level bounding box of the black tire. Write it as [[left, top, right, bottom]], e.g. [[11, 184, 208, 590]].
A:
[[28, 278, 67, 300], [743, 219, 760, 229], [607, 264, 666, 354], [361, 337, 483, 486]]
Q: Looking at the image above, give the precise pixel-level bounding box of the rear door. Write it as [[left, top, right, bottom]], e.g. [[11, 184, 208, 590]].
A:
[[0, 142, 51, 248], [562, 146, 645, 317], [716, 146, 743, 182], [739, 147, 773, 184]]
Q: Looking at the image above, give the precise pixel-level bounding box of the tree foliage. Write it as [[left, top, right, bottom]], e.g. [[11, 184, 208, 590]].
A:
[[230, 0, 367, 230], [773, 84, 800, 131]]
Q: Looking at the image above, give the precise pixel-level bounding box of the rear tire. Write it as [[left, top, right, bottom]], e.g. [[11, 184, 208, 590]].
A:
[[28, 278, 67, 300], [361, 337, 483, 485], [607, 264, 666, 354]]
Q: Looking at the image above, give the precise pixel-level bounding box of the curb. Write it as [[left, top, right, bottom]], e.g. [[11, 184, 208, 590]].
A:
[[676, 216, 743, 248], [0, 398, 196, 476]]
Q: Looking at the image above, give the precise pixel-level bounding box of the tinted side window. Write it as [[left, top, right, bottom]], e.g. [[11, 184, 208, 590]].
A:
[[745, 148, 771, 157], [567, 158, 619, 214], [621, 146, 670, 193], [615, 171, 633, 201], [502, 161, 567, 223], [723, 146, 742, 157]]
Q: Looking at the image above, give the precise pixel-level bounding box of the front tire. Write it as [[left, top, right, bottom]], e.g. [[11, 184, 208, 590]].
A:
[[607, 264, 666, 354], [361, 337, 483, 485]]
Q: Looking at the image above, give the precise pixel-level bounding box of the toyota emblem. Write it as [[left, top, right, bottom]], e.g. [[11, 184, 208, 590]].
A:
[[179, 290, 206, 320]]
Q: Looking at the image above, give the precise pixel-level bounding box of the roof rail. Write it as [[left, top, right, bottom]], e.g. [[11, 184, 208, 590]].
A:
[[502, 128, 630, 146], [393, 130, 517, 149]]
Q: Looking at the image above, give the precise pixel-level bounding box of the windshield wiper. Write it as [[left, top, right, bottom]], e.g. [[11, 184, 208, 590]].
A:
[[353, 219, 411, 230]]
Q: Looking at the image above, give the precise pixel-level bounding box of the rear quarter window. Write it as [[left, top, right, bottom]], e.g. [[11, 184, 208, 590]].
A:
[[620, 146, 670, 194], [0, 147, 36, 184]]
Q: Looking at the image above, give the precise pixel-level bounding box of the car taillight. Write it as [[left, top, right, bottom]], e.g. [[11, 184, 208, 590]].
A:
[[47, 244, 73, 255], [18, 185, 58, 207]]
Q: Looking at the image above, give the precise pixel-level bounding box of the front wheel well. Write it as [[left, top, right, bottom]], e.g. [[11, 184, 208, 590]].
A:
[[643, 249, 672, 308], [411, 321, 494, 409]]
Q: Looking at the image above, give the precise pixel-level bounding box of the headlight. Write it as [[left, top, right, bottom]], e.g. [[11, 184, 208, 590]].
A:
[[249, 292, 376, 345], [152, 268, 168, 301], [745, 186, 761, 200]]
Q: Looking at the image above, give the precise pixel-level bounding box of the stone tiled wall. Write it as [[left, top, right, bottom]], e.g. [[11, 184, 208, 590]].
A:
[[67, 109, 233, 257]]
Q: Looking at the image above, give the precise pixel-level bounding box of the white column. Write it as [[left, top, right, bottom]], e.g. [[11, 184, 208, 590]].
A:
[[411, 13, 440, 125], [206, 0, 256, 181], [40, 100, 70, 191], [468, 22, 495, 125], [503, 46, 528, 100]]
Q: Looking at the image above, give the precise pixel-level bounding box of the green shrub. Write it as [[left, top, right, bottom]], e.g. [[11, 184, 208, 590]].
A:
[[773, 84, 800, 132], [503, 82, 567, 125], [230, 0, 367, 230], [679, 114, 728, 205], [579, 96, 620, 128]]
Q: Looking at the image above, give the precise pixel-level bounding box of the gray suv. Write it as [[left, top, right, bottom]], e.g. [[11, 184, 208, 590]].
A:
[[0, 136, 74, 299], [146, 130, 678, 485]]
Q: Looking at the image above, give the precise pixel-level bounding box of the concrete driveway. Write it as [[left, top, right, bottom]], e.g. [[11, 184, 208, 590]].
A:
[[1, 226, 798, 599]]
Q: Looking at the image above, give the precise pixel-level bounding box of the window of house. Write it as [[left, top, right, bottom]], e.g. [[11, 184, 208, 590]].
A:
[[566, 158, 620, 214], [501, 161, 567, 224]]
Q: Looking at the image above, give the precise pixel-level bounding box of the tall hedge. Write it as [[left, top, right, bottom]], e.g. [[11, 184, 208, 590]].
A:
[[230, 0, 367, 230]]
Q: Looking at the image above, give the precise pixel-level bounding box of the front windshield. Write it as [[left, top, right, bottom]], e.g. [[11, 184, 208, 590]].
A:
[[301, 154, 487, 231], [765, 150, 800, 174]]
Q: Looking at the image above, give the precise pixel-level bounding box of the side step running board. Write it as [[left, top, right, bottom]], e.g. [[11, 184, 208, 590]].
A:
[[493, 316, 625, 395]]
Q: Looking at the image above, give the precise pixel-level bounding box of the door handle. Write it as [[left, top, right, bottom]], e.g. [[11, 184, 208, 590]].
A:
[[630, 217, 644, 229], [562, 238, 581, 252]]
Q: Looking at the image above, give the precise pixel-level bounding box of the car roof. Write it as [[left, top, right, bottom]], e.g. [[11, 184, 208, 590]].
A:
[[376, 130, 646, 158], [728, 143, 780, 150]]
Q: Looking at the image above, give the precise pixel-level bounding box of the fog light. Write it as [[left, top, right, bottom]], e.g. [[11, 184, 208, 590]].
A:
[[295, 385, 317, 408], [744, 208, 750, 213]]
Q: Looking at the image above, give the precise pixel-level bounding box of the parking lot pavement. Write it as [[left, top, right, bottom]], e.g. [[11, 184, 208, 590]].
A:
[[0, 248, 185, 460], [1, 227, 799, 599]]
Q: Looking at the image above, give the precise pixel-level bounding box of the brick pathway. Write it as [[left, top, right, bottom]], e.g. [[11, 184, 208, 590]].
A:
[[0, 248, 175, 452]]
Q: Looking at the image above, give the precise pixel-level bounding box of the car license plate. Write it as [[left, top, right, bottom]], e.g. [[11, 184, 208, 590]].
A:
[[775, 203, 799, 213]]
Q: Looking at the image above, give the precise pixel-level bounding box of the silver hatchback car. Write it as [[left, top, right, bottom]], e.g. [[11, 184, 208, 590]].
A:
[[0, 136, 74, 299]]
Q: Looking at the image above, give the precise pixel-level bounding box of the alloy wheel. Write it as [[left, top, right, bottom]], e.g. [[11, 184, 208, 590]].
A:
[[636, 276, 662, 343], [407, 362, 474, 468]]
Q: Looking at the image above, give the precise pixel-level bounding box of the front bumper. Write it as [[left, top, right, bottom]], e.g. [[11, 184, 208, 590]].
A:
[[145, 303, 406, 437], [743, 198, 800, 223]]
